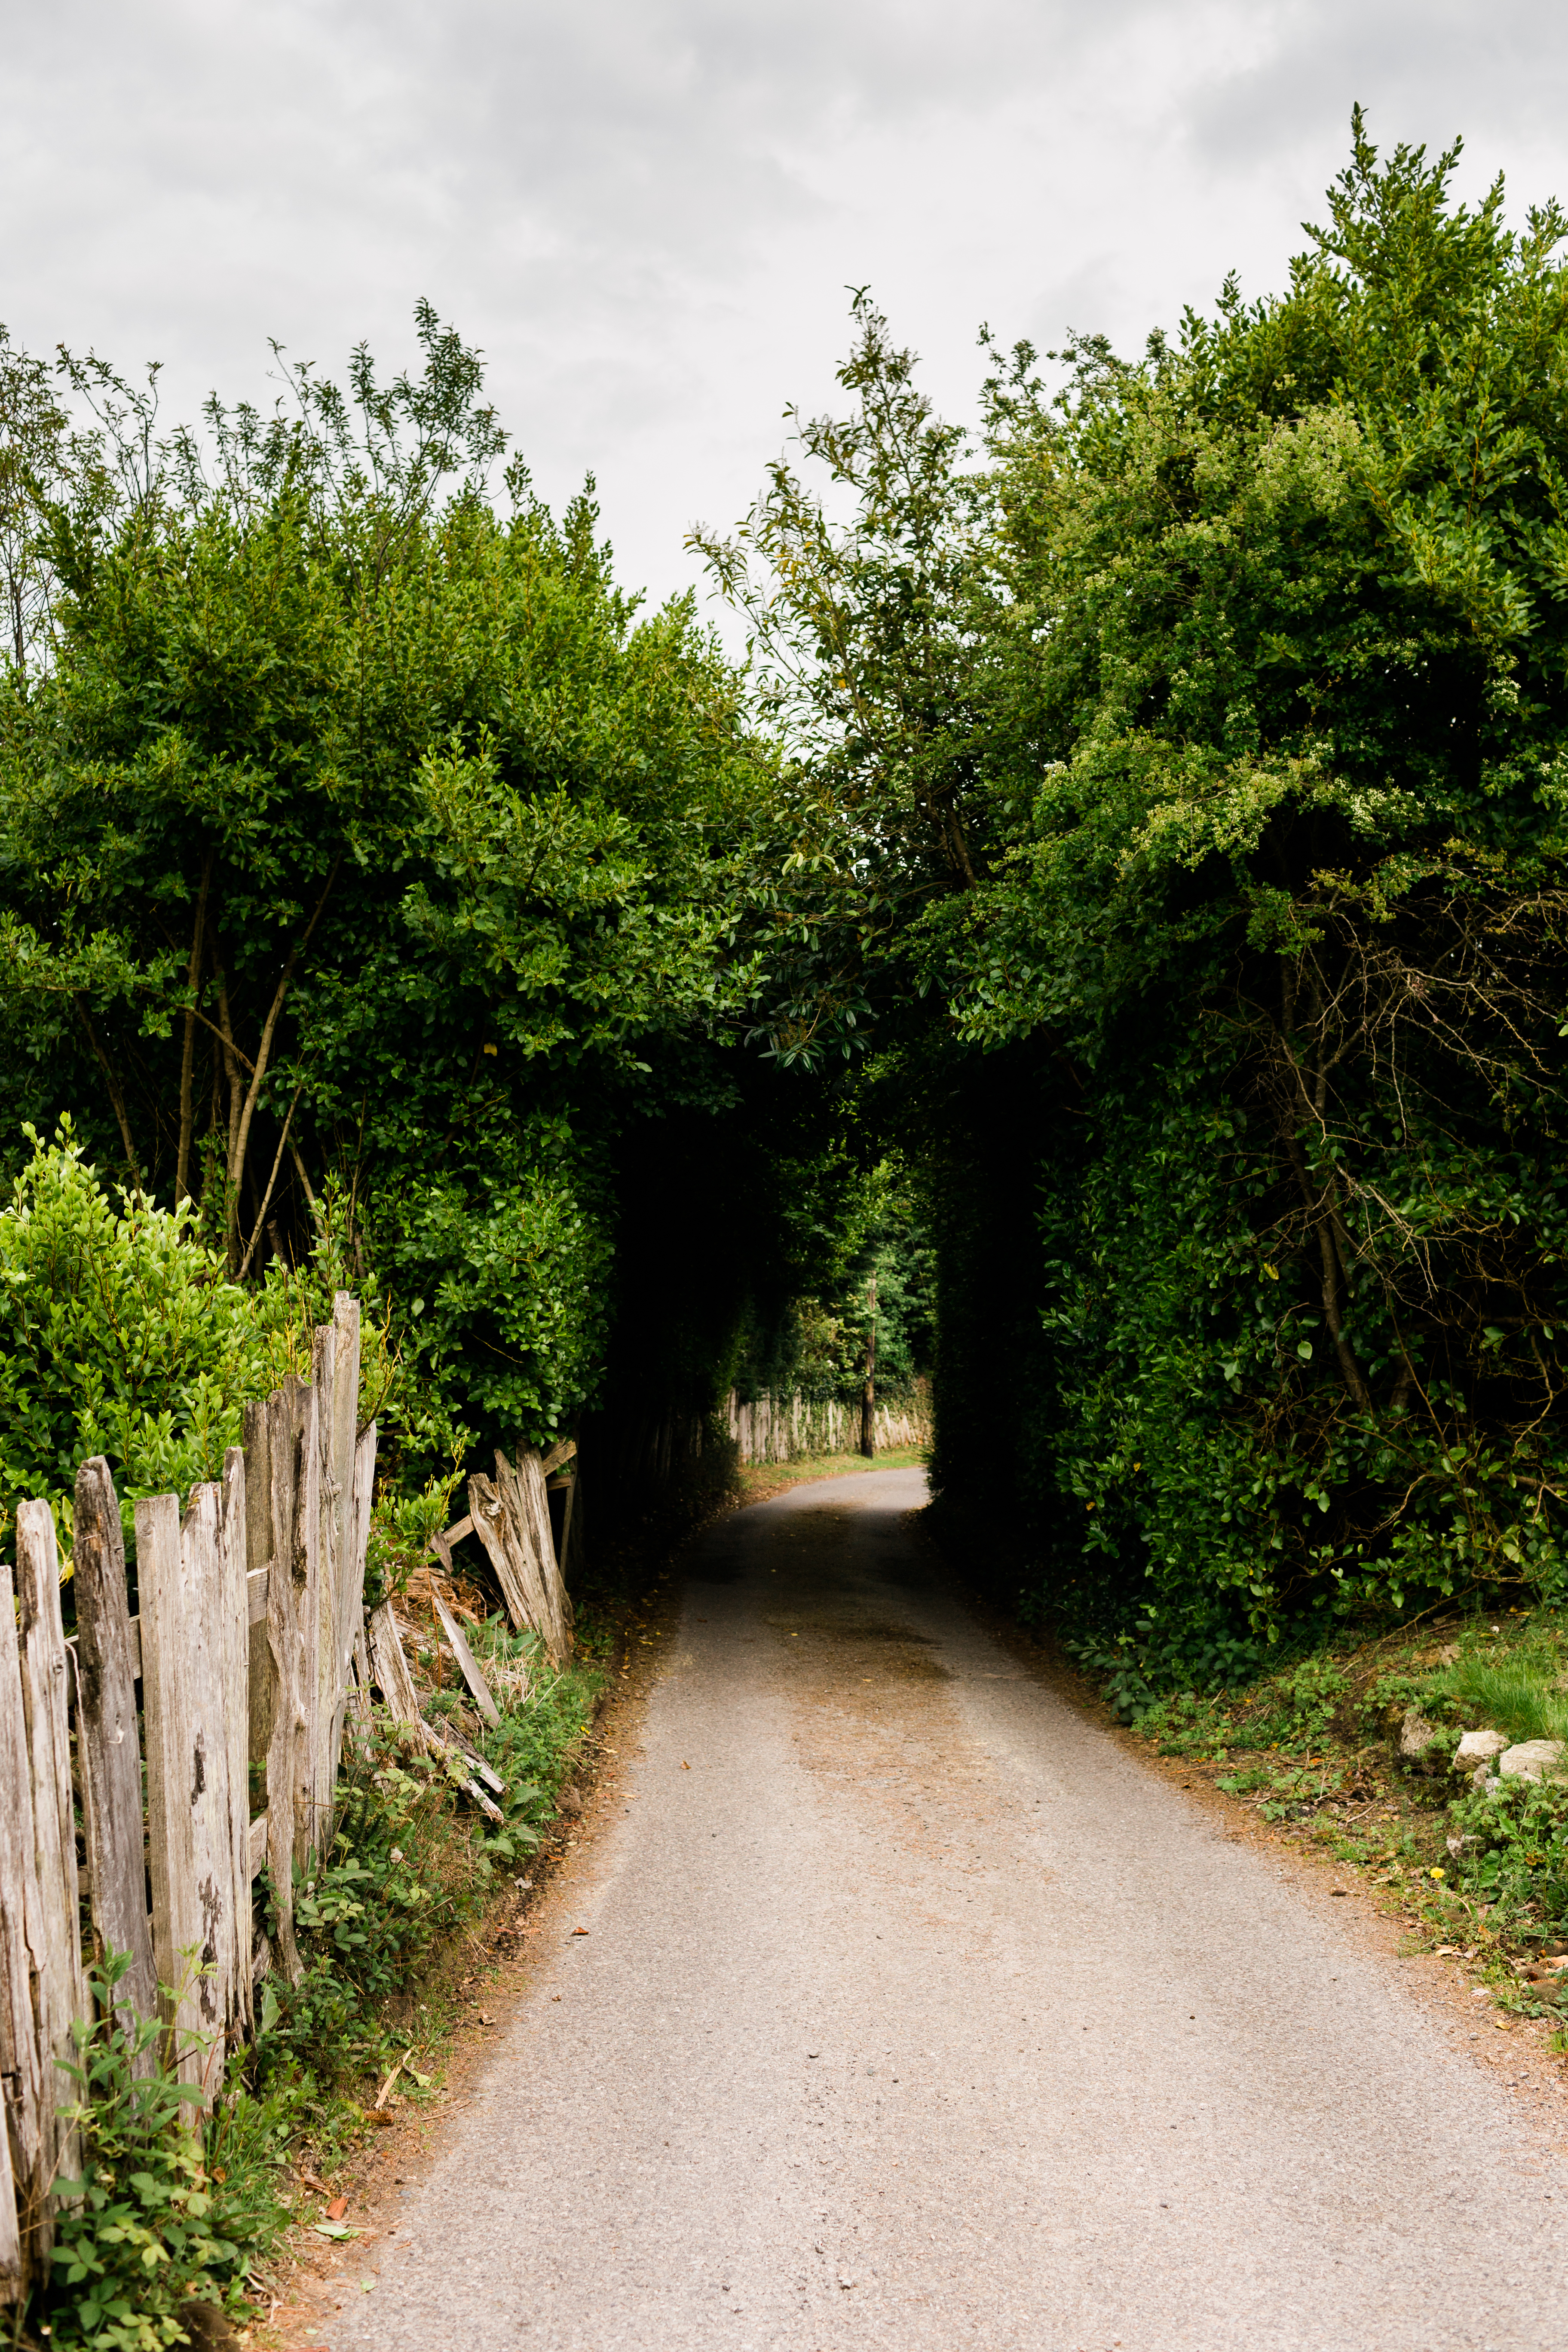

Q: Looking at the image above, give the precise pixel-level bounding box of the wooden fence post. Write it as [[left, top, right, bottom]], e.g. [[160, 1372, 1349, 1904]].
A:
[[0, 1554, 48, 2297], [137, 1460, 252, 2101], [339, 1422, 377, 1749], [14, 1504, 86, 2272], [73, 1459, 158, 2058], [242, 1395, 273, 1769], [262, 1376, 308, 1982]]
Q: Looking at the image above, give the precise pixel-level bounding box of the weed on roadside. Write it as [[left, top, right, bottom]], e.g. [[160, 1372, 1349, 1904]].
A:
[[45, 1956, 291, 2350]]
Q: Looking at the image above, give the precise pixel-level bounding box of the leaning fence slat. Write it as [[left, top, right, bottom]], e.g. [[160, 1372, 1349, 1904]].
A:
[[0, 1556, 46, 2297], [431, 1591, 500, 1729], [365, 1603, 422, 1729], [73, 1458, 158, 2055], [334, 1420, 377, 1760], [499, 1449, 574, 1666], [15, 1503, 86, 2255], [363, 1607, 503, 1816]]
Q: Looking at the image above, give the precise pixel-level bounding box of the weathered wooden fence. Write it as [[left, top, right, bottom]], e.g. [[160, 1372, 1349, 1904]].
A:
[[725, 1384, 931, 1466], [0, 1292, 575, 2303]]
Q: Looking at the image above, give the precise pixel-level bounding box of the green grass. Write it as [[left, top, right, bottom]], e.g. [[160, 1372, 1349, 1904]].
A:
[[1428, 1654, 1568, 1746]]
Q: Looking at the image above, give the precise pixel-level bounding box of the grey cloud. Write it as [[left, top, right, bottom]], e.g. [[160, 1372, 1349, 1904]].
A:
[[2, 0, 1562, 611]]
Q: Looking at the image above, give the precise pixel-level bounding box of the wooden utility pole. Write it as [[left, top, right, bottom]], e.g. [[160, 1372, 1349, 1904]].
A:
[[859, 1273, 877, 1458]]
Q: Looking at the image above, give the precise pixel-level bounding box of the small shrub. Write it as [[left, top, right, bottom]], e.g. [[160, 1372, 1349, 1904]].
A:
[[1444, 1772, 1568, 1942], [255, 1734, 488, 2090]]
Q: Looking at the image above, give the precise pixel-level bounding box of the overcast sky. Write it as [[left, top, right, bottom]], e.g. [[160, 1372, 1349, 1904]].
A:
[[6, 1, 1567, 617]]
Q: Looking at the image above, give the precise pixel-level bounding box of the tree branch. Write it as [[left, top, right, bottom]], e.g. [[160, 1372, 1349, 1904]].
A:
[[225, 858, 341, 1272], [73, 997, 144, 1205], [236, 1081, 304, 1281], [176, 853, 213, 1204]]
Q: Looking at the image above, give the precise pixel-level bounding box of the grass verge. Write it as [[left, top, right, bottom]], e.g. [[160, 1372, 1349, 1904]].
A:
[[1120, 1601, 1568, 2034]]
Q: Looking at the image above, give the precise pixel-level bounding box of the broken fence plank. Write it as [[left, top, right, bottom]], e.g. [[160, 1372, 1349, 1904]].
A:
[[470, 1449, 573, 1666], [497, 1449, 574, 1667], [362, 1606, 505, 1815], [431, 1590, 501, 1730], [540, 1436, 577, 1475], [247, 1813, 268, 1880], [466, 1470, 539, 1642], [365, 1602, 422, 1727], [72, 1458, 159, 2059]]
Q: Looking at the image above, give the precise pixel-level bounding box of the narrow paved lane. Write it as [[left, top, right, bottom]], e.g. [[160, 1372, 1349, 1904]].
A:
[[337, 1470, 1568, 2350]]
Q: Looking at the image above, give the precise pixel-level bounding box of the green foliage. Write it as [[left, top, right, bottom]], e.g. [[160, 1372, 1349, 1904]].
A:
[[951, 124, 1568, 1657], [254, 1642, 598, 2090], [367, 1117, 612, 1463], [255, 1736, 490, 2088], [48, 1955, 286, 2350], [1448, 1771, 1568, 1942], [0, 1123, 396, 1550], [704, 119, 1568, 1672], [0, 304, 801, 1496], [473, 1620, 600, 1856], [736, 1167, 934, 1408], [1431, 1655, 1568, 1746]]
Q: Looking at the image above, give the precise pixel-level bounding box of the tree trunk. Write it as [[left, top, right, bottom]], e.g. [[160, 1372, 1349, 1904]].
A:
[[859, 1274, 877, 1458]]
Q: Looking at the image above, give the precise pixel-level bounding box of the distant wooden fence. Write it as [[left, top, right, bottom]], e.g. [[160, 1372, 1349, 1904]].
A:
[[725, 1384, 931, 1467], [0, 1292, 575, 2303]]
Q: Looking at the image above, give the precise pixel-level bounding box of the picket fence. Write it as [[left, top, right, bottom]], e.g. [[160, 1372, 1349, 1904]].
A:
[[0, 1291, 574, 2303], [725, 1384, 931, 1467]]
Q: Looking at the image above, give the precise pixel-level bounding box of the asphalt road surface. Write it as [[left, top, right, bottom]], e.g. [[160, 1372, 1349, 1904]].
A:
[[334, 1467, 1568, 2351]]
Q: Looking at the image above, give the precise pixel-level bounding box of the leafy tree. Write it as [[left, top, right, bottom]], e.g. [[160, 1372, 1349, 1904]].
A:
[[715, 117, 1568, 1680], [692, 292, 996, 1065], [946, 114, 1568, 1660], [0, 310, 781, 1480]]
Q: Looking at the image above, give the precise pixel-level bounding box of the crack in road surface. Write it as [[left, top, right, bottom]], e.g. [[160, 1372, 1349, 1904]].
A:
[[332, 1469, 1568, 2349]]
